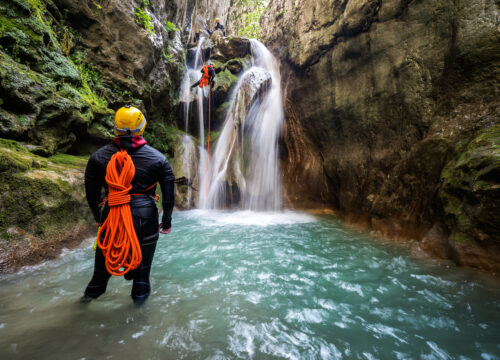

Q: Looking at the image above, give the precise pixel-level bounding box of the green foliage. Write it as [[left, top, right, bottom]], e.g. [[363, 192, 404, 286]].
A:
[[70, 52, 109, 113], [162, 48, 174, 64], [135, 7, 155, 36], [236, 4, 266, 39], [164, 20, 179, 33], [56, 26, 74, 56], [277, 9, 285, 19], [25, 0, 47, 26], [145, 122, 181, 157]]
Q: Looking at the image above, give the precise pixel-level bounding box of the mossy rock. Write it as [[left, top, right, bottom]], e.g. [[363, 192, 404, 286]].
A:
[[48, 153, 89, 168], [0, 137, 92, 271], [440, 125, 500, 244], [213, 69, 239, 110], [0, 138, 33, 172], [225, 55, 251, 74], [0, 170, 89, 241], [0, 1, 119, 154]]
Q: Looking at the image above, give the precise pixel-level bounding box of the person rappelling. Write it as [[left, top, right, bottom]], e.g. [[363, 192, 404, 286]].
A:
[[194, 28, 203, 43], [81, 105, 174, 306], [191, 63, 216, 89], [209, 18, 225, 36]]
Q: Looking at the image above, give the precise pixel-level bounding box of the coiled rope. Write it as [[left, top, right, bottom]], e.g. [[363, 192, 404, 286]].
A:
[[97, 150, 142, 276]]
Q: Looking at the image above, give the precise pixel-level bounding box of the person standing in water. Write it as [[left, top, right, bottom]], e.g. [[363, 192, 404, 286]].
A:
[[82, 105, 174, 305]]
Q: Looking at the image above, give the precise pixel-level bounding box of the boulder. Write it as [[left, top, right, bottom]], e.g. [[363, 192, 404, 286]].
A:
[[0, 139, 94, 273], [210, 33, 251, 63]]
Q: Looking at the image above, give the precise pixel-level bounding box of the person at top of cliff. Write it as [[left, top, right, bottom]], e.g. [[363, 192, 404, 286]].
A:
[[194, 28, 203, 43], [81, 105, 175, 306], [209, 18, 225, 36], [191, 63, 218, 89]]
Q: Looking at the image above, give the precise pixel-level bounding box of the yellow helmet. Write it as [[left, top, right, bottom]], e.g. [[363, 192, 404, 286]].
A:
[[114, 105, 147, 136], [216, 18, 219, 22], [199, 28, 203, 32]]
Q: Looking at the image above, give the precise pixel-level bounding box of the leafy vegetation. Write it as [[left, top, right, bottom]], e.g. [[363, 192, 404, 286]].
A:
[[145, 121, 182, 157], [70, 51, 110, 113], [135, 1, 155, 36], [233, 0, 267, 39], [162, 48, 174, 64], [164, 20, 179, 34]]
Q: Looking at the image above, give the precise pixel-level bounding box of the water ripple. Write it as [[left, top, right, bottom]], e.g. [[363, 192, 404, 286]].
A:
[[0, 210, 499, 359]]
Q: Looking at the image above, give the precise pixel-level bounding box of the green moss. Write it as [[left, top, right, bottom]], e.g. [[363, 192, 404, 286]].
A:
[[0, 140, 33, 173], [0, 138, 29, 152], [468, 125, 500, 149], [440, 125, 500, 243], [145, 122, 182, 157], [215, 69, 239, 91], [0, 171, 87, 238], [205, 130, 221, 144], [48, 153, 88, 168], [70, 55, 111, 113]]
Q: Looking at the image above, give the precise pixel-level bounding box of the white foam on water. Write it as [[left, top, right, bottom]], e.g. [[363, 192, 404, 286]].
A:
[[181, 209, 316, 227]]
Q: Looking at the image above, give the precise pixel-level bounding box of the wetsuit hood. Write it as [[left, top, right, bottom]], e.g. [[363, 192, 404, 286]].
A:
[[113, 135, 147, 150]]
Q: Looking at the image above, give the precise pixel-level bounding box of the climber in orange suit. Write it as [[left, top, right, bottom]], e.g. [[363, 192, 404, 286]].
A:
[[191, 63, 216, 88]]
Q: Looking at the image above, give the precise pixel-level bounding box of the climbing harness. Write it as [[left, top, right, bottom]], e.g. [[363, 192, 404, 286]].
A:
[[95, 150, 158, 276]]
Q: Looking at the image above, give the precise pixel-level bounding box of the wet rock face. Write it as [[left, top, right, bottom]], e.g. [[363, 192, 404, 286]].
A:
[[179, 35, 252, 133], [0, 138, 94, 273], [233, 68, 272, 122], [262, 0, 500, 269], [210, 32, 251, 63], [0, 0, 184, 155]]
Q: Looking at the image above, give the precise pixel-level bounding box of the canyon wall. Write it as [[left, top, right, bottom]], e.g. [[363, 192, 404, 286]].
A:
[[261, 0, 500, 270], [0, 0, 232, 272]]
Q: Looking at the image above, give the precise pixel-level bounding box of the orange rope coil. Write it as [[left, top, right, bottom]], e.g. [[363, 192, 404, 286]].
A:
[[97, 150, 142, 276]]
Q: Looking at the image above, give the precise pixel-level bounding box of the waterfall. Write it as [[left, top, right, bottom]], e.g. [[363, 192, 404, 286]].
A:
[[198, 39, 284, 211], [179, 37, 207, 207]]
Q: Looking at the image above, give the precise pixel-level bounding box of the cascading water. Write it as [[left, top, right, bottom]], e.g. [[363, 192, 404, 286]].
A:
[[198, 39, 284, 211], [179, 37, 208, 207]]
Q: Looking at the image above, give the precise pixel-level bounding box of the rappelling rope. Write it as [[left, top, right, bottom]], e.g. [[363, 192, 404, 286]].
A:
[[196, 41, 212, 197], [205, 82, 212, 196], [97, 150, 142, 276]]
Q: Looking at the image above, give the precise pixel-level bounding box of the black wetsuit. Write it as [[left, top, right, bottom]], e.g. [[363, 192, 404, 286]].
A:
[[210, 22, 225, 36], [83, 135, 175, 304], [194, 32, 201, 43]]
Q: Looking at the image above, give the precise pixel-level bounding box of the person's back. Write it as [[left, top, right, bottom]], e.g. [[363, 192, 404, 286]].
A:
[[211, 18, 225, 36], [82, 105, 174, 305]]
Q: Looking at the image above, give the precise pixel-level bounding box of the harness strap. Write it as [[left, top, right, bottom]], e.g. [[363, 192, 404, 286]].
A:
[[99, 182, 160, 208]]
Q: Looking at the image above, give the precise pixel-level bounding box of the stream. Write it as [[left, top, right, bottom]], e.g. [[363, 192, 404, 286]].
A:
[[1, 210, 499, 359]]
